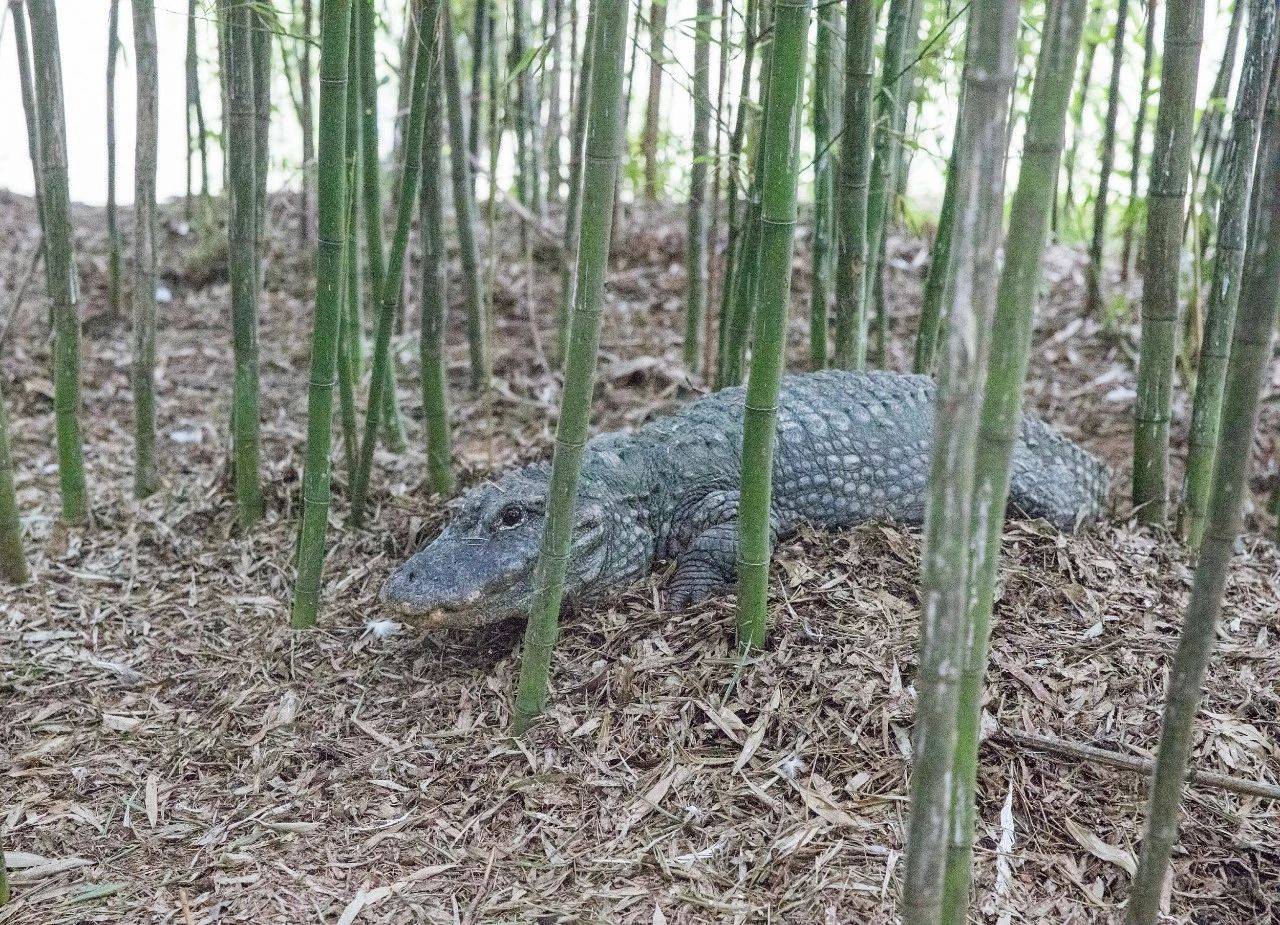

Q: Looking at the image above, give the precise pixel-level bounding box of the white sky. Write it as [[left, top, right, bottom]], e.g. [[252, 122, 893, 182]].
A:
[[0, 1, 1235, 212]]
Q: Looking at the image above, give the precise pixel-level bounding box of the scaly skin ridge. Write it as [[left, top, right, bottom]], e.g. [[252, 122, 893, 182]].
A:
[[383, 370, 1109, 626]]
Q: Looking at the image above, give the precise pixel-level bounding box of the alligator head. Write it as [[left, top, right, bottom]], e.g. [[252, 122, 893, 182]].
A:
[[380, 466, 654, 630]]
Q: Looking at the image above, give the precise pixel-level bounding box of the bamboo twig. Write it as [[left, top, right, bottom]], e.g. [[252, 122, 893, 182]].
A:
[[998, 727, 1280, 801]]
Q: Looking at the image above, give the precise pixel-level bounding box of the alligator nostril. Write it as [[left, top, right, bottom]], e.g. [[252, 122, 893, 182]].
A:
[[405, 570, 418, 582]]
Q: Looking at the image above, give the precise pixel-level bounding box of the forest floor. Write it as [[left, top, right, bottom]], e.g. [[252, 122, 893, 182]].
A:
[[1, 187, 1278, 925]]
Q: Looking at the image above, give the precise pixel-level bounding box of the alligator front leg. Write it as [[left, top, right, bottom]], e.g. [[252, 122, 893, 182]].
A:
[[664, 491, 778, 609]]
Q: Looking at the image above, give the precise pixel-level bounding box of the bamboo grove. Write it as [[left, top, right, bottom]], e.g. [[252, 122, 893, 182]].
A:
[[3, 0, 1280, 919]]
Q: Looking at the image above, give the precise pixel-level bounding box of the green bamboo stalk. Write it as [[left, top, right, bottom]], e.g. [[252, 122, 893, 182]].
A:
[[558, 0, 597, 363], [1059, 0, 1101, 232], [1129, 61, 1280, 924], [641, 0, 669, 199], [511, 0, 630, 733], [441, 6, 493, 392], [298, 0, 315, 242], [719, 0, 775, 388], [132, 0, 160, 499], [185, 0, 200, 212], [468, 0, 488, 183], [0, 384, 28, 585], [336, 32, 363, 478], [864, 0, 924, 367], [27, 0, 90, 525], [714, 0, 759, 378], [939, 0, 1088, 918], [351, 0, 440, 527], [1085, 0, 1129, 315], [1193, 0, 1245, 229], [914, 135, 959, 374], [736, 0, 812, 650], [1181, 0, 1278, 548], [684, 0, 713, 374], [808, 0, 836, 369], [900, 0, 1018, 917], [419, 18, 455, 497], [510, 0, 545, 216], [1121, 0, 1158, 279], [291, 0, 352, 629], [355, 0, 410, 452], [251, 0, 273, 282], [107, 0, 123, 319], [703, 0, 732, 375], [220, 0, 265, 529], [1132, 0, 1204, 524], [10, 0, 44, 259], [546, 0, 565, 202], [833, 0, 875, 370]]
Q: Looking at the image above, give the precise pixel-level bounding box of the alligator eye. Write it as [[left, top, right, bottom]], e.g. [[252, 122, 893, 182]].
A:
[[497, 504, 525, 529]]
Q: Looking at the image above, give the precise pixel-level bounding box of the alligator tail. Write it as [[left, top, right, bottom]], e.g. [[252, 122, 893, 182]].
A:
[[1008, 415, 1111, 530]]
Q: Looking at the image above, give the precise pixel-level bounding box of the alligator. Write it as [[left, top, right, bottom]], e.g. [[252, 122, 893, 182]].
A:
[[381, 370, 1109, 629]]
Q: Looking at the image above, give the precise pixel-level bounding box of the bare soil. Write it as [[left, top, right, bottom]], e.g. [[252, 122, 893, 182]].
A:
[[1, 188, 1278, 924]]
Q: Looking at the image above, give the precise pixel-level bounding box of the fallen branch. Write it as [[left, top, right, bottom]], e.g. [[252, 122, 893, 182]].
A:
[[0, 243, 42, 348], [998, 726, 1280, 801], [465, 153, 565, 253]]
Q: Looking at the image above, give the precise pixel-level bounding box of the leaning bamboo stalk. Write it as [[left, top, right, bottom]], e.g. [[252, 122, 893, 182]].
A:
[[350, 0, 438, 527], [291, 0, 353, 629], [940, 0, 1088, 918], [10, 0, 45, 261], [736, 0, 812, 650], [0, 384, 28, 585], [1131, 0, 1205, 524], [1181, 1, 1278, 548], [27, 0, 90, 525], [440, 7, 493, 392], [354, 0, 409, 452], [132, 0, 160, 499], [558, 0, 597, 363], [900, 0, 1019, 917], [512, 0, 631, 733], [1129, 58, 1280, 924]]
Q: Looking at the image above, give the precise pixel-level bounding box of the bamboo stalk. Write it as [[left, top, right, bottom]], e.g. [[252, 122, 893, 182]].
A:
[[558, 0, 597, 363], [132, 0, 160, 499], [808, 0, 837, 369], [27, 0, 90, 526], [736, 0, 812, 650], [833, 0, 875, 370], [1182, 0, 1278, 548], [0, 384, 28, 585], [1131, 0, 1205, 524], [292, 0, 353, 629], [1121, 0, 1158, 279], [1085, 0, 1129, 315], [441, 7, 493, 392], [1129, 58, 1280, 923], [10, 0, 45, 266], [420, 5, 455, 497], [512, 0, 631, 732], [683, 0, 713, 375], [900, 0, 1018, 917], [940, 0, 1088, 918], [107, 0, 123, 319], [219, 0, 265, 529], [352, 0, 439, 525]]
